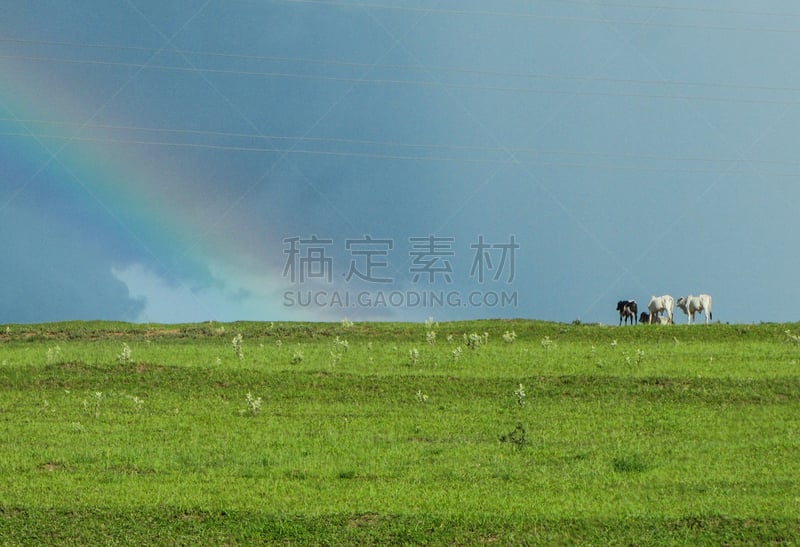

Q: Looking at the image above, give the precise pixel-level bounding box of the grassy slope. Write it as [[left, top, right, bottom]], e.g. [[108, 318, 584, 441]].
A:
[[1, 319, 799, 544]]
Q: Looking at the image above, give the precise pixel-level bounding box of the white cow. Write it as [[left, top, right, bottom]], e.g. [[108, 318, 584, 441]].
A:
[[676, 294, 713, 324], [647, 295, 674, 324]]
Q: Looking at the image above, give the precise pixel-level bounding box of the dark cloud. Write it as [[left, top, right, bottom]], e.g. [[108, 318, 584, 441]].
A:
[[0, 206, 144, 323]]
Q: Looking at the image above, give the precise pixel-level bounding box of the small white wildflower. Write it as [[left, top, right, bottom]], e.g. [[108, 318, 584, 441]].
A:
[[502, 330, 517, 343], [244, 392, 262, 416], [84, 392, 103, 418], [232, 333, 244, 360], [130, 396, 144, 411], [333, 336, 349, 351], [117, 343, 131, 364], [514, 383, 526, 406], [466, 333, 483, 350], [46, 345, 63, 365]]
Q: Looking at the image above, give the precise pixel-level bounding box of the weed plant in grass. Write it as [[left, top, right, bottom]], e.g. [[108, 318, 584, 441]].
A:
[[1, 320, 800, 544]]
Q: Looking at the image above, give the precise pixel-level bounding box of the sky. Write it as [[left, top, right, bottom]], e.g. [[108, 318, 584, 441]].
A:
[[2, 1, 800, 325]]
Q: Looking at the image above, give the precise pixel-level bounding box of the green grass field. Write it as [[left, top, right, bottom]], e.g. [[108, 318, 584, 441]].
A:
[[1, 319, 799, 544]]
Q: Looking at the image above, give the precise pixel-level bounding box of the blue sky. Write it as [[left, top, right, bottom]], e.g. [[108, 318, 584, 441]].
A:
[[2, 1, 800, 324]]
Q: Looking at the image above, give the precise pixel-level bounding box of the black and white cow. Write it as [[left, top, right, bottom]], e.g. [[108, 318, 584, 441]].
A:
[[676, 294, 713, 324], [616, 300, 638, 325]]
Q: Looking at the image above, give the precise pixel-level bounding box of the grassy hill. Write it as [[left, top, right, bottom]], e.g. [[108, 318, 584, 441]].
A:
[[1, 319, 799, 544]]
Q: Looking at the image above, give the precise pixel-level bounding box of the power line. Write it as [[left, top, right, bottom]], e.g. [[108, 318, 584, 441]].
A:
[[3, 53, 799, 106], [3, 116, 800, 170], [2, 36, 799, 97], [527, 0, 800, 18], [3, 130, 798, 177], [0, 130, 511, 163], [263, 0, 800, 34]]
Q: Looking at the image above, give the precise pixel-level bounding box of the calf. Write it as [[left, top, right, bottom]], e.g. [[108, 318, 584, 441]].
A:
[[639, 312, 671, 325]]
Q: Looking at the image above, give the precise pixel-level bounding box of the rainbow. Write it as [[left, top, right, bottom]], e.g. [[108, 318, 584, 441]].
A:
[[1, 57, 201, 262], [0, 55, 289, 320]]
